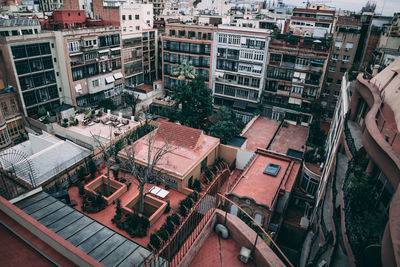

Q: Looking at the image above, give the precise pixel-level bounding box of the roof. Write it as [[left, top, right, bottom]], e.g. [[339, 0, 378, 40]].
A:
[[136, 84, 153, 93], [122, 122, 219, 178], [269, 124, 309, 155], [0, 132, 91, 186], [292, 8, 335, 15], [231, 151, 300, 208], [242, 117, 280, 152], [157, 121, 202, 149], [13, 191, 160, 267]]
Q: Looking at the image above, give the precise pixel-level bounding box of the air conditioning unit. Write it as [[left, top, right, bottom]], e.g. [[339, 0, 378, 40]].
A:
[[239, 247, 251, 264]]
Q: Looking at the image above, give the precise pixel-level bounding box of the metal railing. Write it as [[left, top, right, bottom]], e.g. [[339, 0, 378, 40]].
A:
[[145, 164, 293, 267], [145, 168, 229, 266]]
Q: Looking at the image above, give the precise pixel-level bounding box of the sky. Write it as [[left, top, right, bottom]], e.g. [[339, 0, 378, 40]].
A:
[[282, 0, 400, 16]]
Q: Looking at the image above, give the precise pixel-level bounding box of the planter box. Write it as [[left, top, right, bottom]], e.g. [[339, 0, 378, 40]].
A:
[[84, 175, 127, 205], [122, 193, 167, 226]]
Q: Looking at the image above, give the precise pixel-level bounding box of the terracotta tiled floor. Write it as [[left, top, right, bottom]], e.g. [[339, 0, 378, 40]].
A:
[[191, 232, 254, 267], [68, 166, 187, 248]]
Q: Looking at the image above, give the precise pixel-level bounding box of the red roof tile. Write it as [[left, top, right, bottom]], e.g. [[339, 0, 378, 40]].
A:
[[157, 121, 203, 149]]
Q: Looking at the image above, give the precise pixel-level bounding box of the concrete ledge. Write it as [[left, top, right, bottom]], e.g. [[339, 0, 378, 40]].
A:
[[84, 175, 127, 205]]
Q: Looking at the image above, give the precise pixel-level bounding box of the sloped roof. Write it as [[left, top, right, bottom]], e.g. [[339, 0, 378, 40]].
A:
[[157, 121, 202, 149]]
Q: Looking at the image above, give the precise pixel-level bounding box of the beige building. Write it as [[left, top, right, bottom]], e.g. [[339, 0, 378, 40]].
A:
[[58, 26, 123, 107], [118, 121, 220, 193]]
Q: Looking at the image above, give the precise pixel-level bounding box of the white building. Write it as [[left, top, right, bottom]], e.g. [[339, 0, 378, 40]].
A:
[[211, 26, 270, 123]]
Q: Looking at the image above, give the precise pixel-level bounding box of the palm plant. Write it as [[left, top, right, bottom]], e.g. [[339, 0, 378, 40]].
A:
[[172, 61, 196, 80]]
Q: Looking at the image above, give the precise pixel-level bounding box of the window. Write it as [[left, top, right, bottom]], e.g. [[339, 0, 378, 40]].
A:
[[334, 41, 342, 48], [333, 90, 340, 97], [201, 157, 207, 172], [136, 26, 140, 31], [92, 79, 99, 87], [343, 55, 350, 62], [340, 67, 347, 73], [336, 79, 342, 85], [135, 15, 139, 20], [326, 77, 333, 83], [329, 66, 336, 72], [345, 42, 353, 50], [68, 41, 80, 52], [122, 15, 126, 20], [10, 99, 18, 113], [264, 163, 281, 176], [291, 86, 303, 94], [332, 54, 339, 60], [129, 15, 132, 20], [1, 102, 9, 116], [300, 174, 319, 195]]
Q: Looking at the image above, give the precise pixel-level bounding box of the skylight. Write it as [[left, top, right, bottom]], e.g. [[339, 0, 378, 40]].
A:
[[263, 163, 281, 177]]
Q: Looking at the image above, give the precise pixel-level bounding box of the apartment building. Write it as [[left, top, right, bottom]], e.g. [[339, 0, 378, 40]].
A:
[[212, 26, 270, 123], [149, 0, 164, 17], [320, 16, 362, 118], [289, 7, 335, 38], [263, 34, 329, 125], [0, 28, 64, 117], [120, 2, 157, 89], [62, 26, 123, 107], [162, 23, 215, 91], [42, 10, 123, 107]]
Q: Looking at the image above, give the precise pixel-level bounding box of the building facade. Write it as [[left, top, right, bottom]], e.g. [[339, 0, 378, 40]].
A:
[[162, 23, 215, 91], [61, 26, 123, 107], [320, 16, 362, 118], [0, 31, 64, 117], [263, 34, 329, 125], [0, 86, 25, 150], [212, 26, 270, 123], [305, 58, 400, 266]]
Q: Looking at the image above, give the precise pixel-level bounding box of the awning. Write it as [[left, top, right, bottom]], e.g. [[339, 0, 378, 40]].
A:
[[113, 72, 123, 80], [98, 49, 110, 54], [110, 47, 121, 51], [105, 76, 115, 84], [75, 84, 82, 92], [288, 97, 302, 106]]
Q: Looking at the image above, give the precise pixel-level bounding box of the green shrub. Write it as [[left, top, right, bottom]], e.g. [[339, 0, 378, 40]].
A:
[[193, 179, 202, 192], [150, 234, 161, 250]]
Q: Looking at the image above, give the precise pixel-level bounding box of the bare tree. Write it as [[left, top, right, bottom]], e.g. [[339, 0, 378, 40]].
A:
[[91, 126, 115, 196], [123, 129, 176, 214]]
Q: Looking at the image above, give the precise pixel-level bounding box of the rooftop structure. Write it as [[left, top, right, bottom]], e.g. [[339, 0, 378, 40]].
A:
[[229, 149, 300, 229], [119, 121, 220, 192], [52, 112, 139, 150], [0, 132, 91, 187], [289, 7, 335, 38]]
